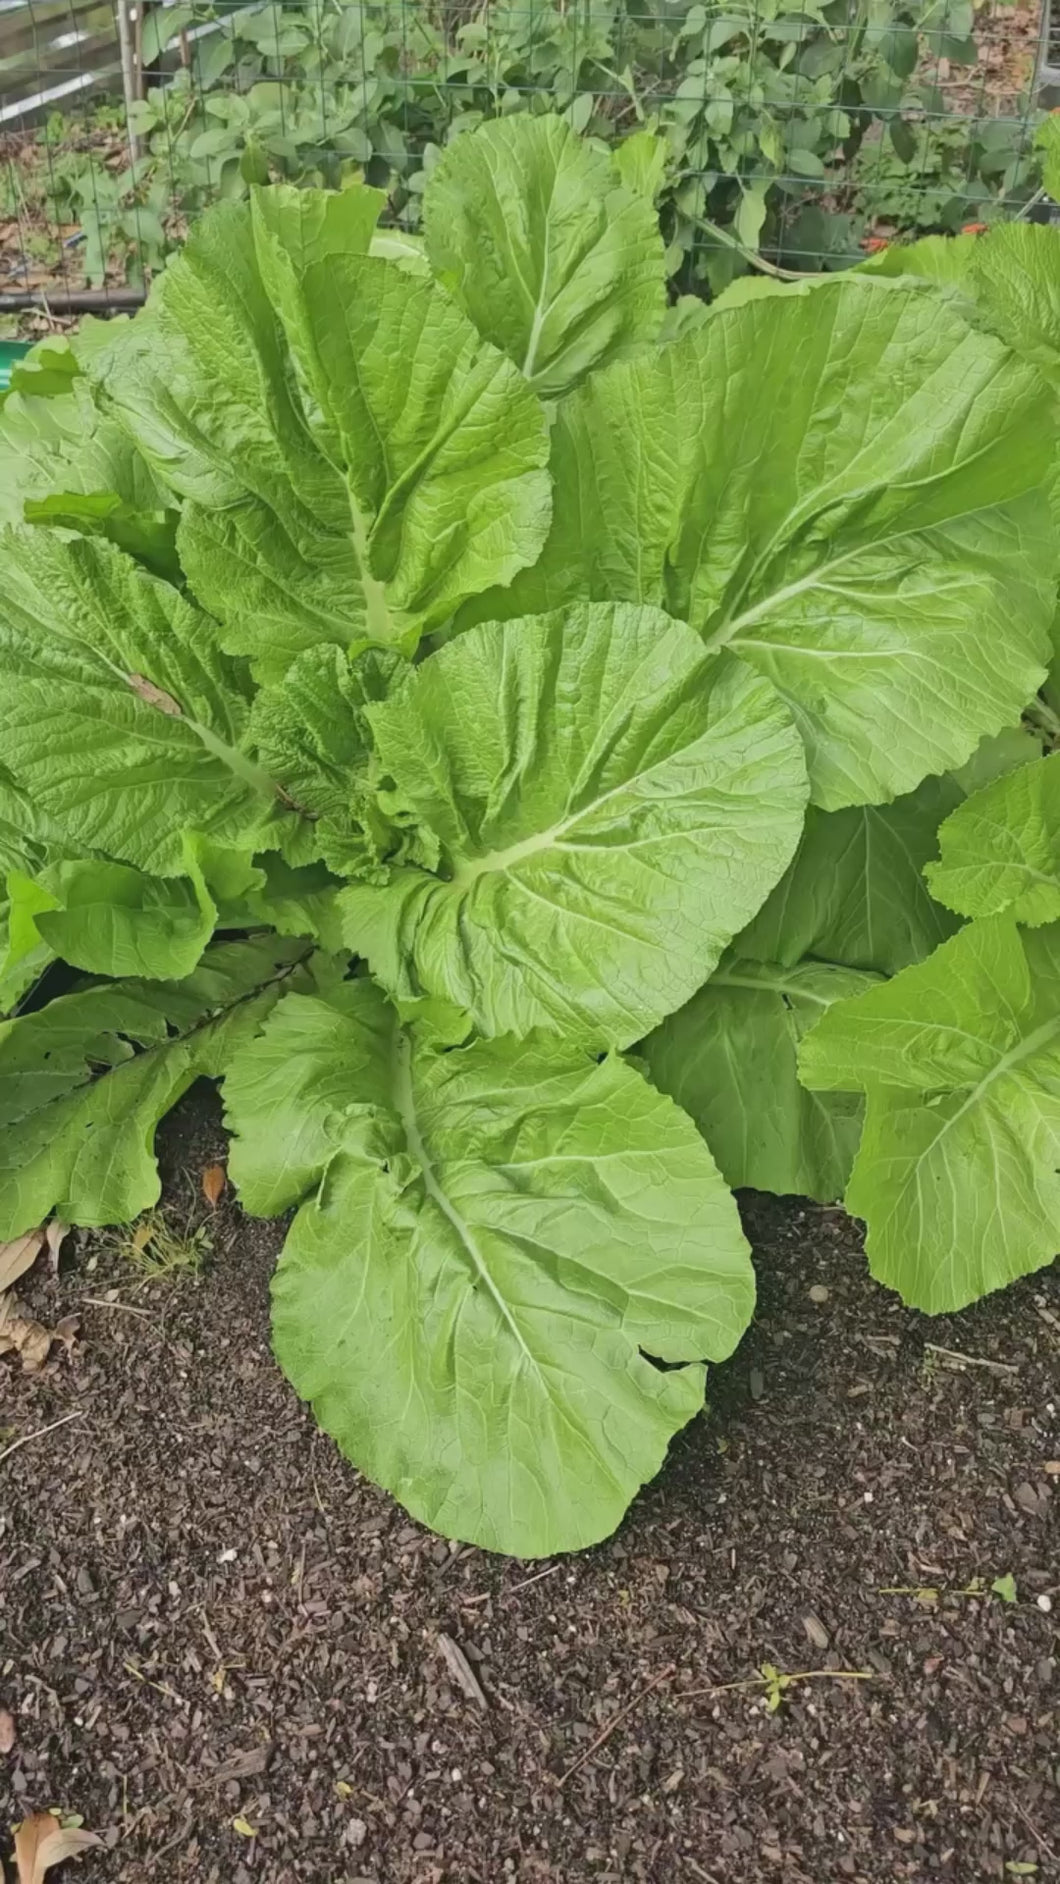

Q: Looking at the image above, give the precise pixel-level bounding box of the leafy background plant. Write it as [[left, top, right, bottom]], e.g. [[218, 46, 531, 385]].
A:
[[0, 0, 1046, 300]]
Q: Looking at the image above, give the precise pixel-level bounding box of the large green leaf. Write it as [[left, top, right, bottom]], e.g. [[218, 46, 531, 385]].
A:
[[225, 979, 754, 1555], [0, 934, 311, 1239], [642, 955, 876, 1202], [738, 775, 963, 976], [25, 857, 215, 981], [0, 529, 296, 873], [861, 224, 1060, 393], [967, 223, 1060, 392], [465, 282, 1057, 809], [341, 603, 809, 1048], [89, 196, 550, 681], [0, 369, 167, 521], [798, 918, 1060, 1312], [925, 751, 1060, 926], [422, 113, 666, 397]]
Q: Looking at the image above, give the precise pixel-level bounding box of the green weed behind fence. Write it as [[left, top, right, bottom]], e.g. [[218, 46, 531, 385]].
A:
[[0, 0, 1050, 307]]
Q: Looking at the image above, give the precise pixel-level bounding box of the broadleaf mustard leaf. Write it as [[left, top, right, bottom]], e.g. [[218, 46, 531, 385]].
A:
[[0, 934, 311, 1239], [465, 282, 1057, 809], [799, 919, 1060, 1311], [341, 602, 809, 1048], [0, 529, 294, 873], [422, 113, 667, 397], [226, 980, 754, 1556], [88, 197, 551, 680], [926, 750, 1060, 927], [643, 954, 877, 1202]]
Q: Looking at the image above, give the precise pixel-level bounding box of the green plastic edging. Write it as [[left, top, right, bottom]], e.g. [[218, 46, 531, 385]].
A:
[[0, 340, 33, 393]]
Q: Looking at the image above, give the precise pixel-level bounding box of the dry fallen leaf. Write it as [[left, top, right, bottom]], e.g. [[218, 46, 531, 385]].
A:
[[13, 1812, 101, 1884], [44, 1220, 70, 1273], [0, 1294, 76, 1373], [0, 1230, 45, 1293], [0, 1295, 54, 1373], [231, 1816, 257, 1838], [0, 1706, 16, 1754], [126, 671, 183, 717], [201, 1163, 226, 1208]]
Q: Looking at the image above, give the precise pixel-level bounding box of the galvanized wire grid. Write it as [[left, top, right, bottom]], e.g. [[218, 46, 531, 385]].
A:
[[0, 0, 1051, 310]]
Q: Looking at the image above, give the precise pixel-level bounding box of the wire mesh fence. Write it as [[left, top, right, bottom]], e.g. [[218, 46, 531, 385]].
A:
[[0, 0, 1052, 317]]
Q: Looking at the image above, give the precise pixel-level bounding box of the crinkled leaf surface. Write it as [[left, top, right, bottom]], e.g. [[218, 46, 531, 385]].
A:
[[226, 979, 754, 1555], [862, 224, 1060, 392], [467, 282, 1056, 809], [0, 935, 310, 1239], [0, 374, 168, 529], [969, 223, 1060, 391], [799, 919, 1060, 1311], [248, 643, 410, 875], [341, 603, 809, 1047], [643, 955, 876, 1201], [0, 529, 294, 872], [422, 113, 666, 397], [926, 751, 1060, 926], [28, 858, 215, 981], [0, 329, 174, 581], [90, 196, 550, 680], [739, 775, 963, 976], [22, 490, 180, 585]]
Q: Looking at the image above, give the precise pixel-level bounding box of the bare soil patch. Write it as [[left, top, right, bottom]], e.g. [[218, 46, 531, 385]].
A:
[[1, 1085, 1057, 1883]]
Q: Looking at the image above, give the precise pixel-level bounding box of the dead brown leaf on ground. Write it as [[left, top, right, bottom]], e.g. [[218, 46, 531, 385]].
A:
[[0, 1294, 79, 1373], [0, 1296, 53, 1372], [13, 1813, 101, 1883], [201, 1163, 226, 1208], [0, 1230, 45, 1293], [0, 1707, 16, 1754]]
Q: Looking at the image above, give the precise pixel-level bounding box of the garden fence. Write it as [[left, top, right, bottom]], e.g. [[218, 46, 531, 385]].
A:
[[0, 0, 1053, 313]]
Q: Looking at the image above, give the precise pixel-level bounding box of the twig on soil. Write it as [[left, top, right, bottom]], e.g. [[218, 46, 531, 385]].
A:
[[923, 1342, 1018, 1375], [123, 1659, 186, 1705], [0, 1409, 83, 1466], [142, 1810, 195, 1872], [557, 1662, 677, 1788], [1008, 1791, 1059, 1863], [461, 1562, 565, 1606], [507, 1562, 564, 1597], [80, 1295, 152, 1317]]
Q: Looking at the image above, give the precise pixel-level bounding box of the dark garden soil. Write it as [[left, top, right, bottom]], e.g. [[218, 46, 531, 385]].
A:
[[1, 1084, 1058, 1884]]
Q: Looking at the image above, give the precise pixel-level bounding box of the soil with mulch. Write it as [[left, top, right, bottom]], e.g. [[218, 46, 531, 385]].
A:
[[1, 1084, 1057, 1884]]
